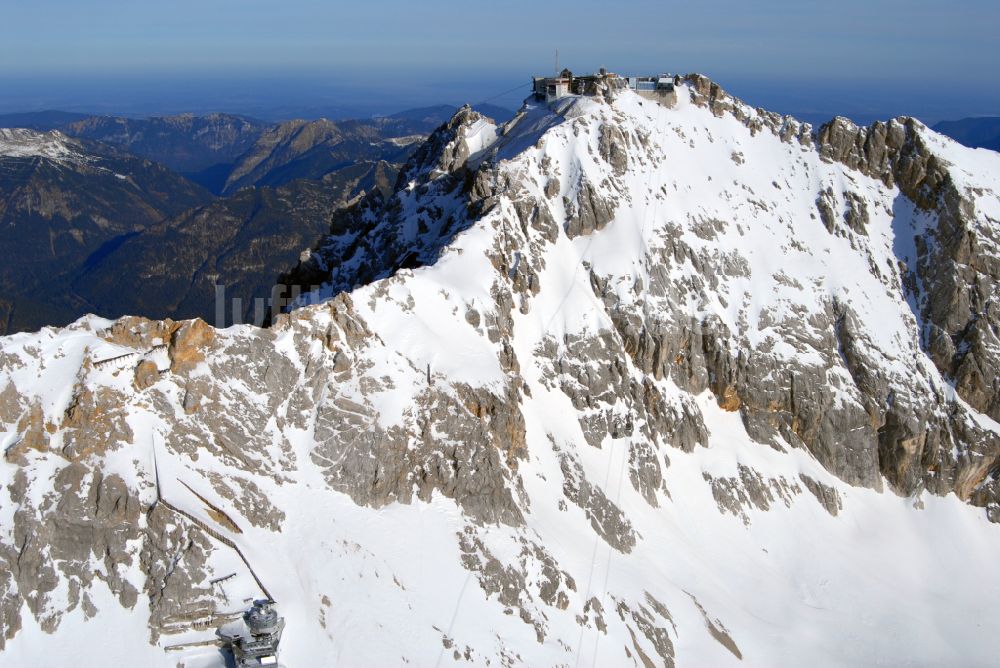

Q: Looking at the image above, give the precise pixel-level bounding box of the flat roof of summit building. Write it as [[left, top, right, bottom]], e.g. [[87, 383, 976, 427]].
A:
[[532, 69, 677, 106]]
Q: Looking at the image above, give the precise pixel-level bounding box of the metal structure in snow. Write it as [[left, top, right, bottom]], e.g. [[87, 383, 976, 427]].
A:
[[217, 599, 285, 667]]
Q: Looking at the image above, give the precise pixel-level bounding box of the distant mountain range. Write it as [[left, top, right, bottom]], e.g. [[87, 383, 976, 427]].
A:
[[0, 110, 91, 131], [74, 161, 402, 328], [0, 104, 515, 333], [217, 117, 420, 195], [73, 178, 353, 327], [0, 128, 212, 334], [932, 117, 1000, 152], [62, 113, 269, 182], [49, 104, 514, 194]]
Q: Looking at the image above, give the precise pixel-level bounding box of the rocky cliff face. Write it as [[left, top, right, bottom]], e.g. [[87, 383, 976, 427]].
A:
[[2, 78, 1000, 667], [816, 114, 1000, 425]]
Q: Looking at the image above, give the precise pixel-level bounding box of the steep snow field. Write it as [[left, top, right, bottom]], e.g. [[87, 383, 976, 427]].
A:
[[2, 80, 1000, 667]]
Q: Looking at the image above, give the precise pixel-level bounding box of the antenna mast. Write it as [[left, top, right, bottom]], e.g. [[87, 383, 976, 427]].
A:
[[151, 432, 162, 506], [555, 49, 559, 76]]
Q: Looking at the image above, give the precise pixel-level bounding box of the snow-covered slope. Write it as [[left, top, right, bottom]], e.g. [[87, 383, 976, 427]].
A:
[[0, 128, 87, 163], [2, 75, 1000, 667]]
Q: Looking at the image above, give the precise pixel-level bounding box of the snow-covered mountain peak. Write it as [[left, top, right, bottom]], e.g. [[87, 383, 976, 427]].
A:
[[3, 74, 1000, 666], [0, 127, 86, 164], [274, 71, 1000, 515]]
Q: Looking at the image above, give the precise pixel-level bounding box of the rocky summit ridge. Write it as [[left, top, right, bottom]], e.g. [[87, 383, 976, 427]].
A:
[[1, 74, 1000, 666]]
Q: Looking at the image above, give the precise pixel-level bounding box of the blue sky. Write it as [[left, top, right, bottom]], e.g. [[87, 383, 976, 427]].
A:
[[2, 0, 998, 121]]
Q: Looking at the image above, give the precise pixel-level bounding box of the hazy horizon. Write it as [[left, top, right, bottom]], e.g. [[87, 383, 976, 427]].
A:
[[2, 70, 998, 127], [2, 0, 999, 125]]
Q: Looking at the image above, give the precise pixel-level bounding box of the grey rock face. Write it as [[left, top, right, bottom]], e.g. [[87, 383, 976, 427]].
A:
[[300, 288, 528, 526], [703, 465, 802, 525], [592, 234, 886, 490], [682, 73, 812, 145], [598, 122, 630, 176], [688, 593, 742, 660], [384, 104, 495, 195], [556, 446, 637, 553], [458, 527, 576, 642], [204, 472, 286, 532], [816, 187, 870, 236], [312, 379, 527, 526], [617, 595, 677, 667], [814, 114, 1000, 498], [799, 473, 844, 516], [141, 504, 216, 641], [1, 465, 144, 639], [564, 180, 618, 239]]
